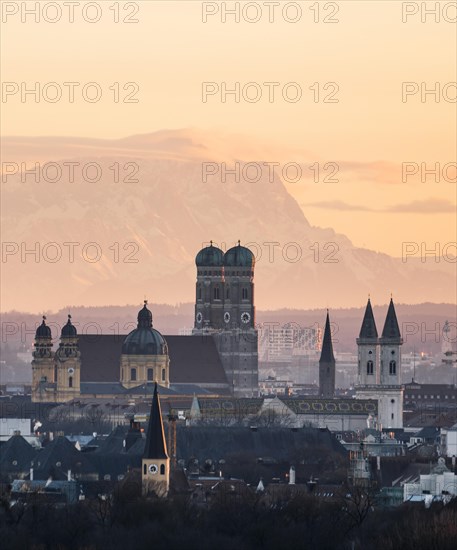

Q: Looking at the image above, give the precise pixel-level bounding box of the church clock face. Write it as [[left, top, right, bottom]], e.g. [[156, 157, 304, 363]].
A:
[[148, 464, 158, 474], [241, 312, 251, 324], [196, 312, 203, 324], [224, 312, 230, 324]]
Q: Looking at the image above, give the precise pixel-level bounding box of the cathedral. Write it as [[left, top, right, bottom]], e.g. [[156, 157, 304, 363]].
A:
[[31, 242, 259, 403]]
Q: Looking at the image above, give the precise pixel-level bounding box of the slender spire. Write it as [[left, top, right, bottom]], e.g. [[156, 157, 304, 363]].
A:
[[144, 383, 168, 460], [381, 297, 401, 339], [359, 298, 378, 339], [319, 310, 335, 363]]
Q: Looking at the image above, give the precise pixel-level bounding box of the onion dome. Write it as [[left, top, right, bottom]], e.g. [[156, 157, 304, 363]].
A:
[[122, 301, 168, 355], [61, 314, 77, 338], [35, 316, 51, 339], [224, 241, 255, 268], [195, 241, 224, 267]]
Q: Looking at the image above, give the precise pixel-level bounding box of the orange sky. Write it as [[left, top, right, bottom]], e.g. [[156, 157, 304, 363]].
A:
[[1, 1, 456, 256]]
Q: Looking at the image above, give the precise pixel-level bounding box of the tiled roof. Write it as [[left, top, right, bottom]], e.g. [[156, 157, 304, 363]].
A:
[[0, 435, 35, 473], [33, 436, 96, 478], [78, 334, 229, 388]]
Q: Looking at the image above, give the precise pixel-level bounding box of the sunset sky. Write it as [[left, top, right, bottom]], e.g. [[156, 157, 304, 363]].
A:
[[1, 1, 456, 256]]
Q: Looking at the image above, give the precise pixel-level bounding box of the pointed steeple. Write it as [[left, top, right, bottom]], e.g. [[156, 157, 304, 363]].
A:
[[319, 310, 335, 363], [381, 298, 401, 340], [144, 383, 168, 460], [358, 298, 378, 340]]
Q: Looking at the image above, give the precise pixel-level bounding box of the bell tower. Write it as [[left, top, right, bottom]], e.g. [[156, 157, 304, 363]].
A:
[[55, 315, 81, 402], [31, 316, 55, 403], [142, 383, 170, 497], [357, 298, 379, 385], [379, 298, 403, 385], [193, 242, 225, 331], [214, 242, 258, 397]]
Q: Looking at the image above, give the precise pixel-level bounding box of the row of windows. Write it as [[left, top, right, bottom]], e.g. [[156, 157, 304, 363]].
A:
[[365, 360, 396, 375], [130, 368, 166, 382], [197, 270, 253, 277], [197, 287, 250, 300]]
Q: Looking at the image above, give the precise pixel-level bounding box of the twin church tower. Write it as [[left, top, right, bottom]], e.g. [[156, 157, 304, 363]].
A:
[[193, 241, 258, 396], [319, 297, 404, 428]]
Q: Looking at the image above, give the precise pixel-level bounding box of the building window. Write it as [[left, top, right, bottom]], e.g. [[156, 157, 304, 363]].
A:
[[143, 464, 147, 475], [214, 287, 220, 300], [226, 287, 230, 299], [389, 360, 396, 375], [160, 464, 165, 475], [367, 360, 374, 375], [69, 376, 73, 388], [131, 368, 137, 381], [198, 287, 202, 300], [162, 368, 165, 382], [391, 413, 394, 420], [242, 288, 248, 300], [147, 368, 154, 381]]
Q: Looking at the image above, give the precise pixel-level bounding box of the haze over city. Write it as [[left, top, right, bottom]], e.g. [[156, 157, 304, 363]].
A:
[[1, 2, 456, 549]]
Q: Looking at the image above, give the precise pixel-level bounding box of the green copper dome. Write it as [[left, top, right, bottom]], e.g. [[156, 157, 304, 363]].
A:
[[122, 302, 168, 356], [195, 243, 224, 267], [61, 315, 77, 338], [35, 317, 52, 339], [224, 242, 255, 268]]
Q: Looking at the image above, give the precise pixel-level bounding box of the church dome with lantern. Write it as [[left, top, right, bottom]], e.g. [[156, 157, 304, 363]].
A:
[[122, 302, 168, 356]]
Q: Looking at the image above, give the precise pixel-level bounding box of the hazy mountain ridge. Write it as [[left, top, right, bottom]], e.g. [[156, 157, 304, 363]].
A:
[[1, 131, 455, 311]]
